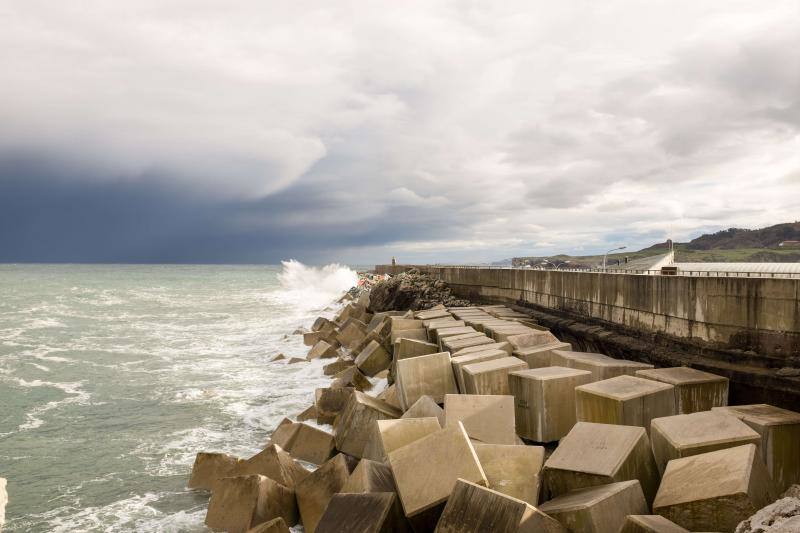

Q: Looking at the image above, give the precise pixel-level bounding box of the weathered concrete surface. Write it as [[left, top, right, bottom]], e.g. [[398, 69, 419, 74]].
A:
[[387, 422, 487, 517], [620, 514, 689, 533], [280, 423, 336, 465], [650, 410, 762, 475], [473, 443, 545, 505], [205, 474, 298, 532], [295, 454, 355, 533], [553, 350, 654, 381], [453, 341, 512, 357], [434, 479, 565, 533], [734, 493, 800, 533], [538, 480, 648, 533], [462, 357, 528, 395], [401, 395, 446, 426], [245, 517, 291, 533], [442, 334, 496, 353], [653, 444, 778, 532], [543, 422, 660, 504], [395, 352, 458, 409], [509, 366, 594, 443], [444, 394, 516, 445], [315, 492, 411, 533], [363, 417, 442, 462], [231, 444, 309, 490], [341, 459, 397, 494], [308, 340, 338, 360], [334, 391, 401, 458], [513, 341, 572, 369], [575, 375, 676, 431], [636, 366, 729, 414], [189, 452, 242, 490], [451, 350, 508, 393], [396, 338, 440, 360], [713, 404, 800, 492], [315, 387, 354, 425], [355, 340, 391, 377]]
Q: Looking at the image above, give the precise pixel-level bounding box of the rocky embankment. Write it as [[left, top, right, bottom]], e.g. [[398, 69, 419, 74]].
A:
[[187, 282, 800, 533]]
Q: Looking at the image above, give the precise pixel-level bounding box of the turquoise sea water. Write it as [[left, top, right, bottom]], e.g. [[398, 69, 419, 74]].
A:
[[0, 263, 357, 532]]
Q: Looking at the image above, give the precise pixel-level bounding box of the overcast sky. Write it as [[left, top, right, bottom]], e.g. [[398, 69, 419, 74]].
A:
[[1, 1, 798, 264]]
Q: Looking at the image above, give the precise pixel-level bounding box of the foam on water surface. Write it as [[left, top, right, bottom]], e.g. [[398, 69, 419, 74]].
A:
[[0, 262, 356, 532]]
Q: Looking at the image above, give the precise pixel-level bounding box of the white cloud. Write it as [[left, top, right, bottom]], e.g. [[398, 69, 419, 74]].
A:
[[0, 0, 798, 260]]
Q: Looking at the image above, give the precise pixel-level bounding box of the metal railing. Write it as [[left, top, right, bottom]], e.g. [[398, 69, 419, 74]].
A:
[[377, 264, 800, 279]]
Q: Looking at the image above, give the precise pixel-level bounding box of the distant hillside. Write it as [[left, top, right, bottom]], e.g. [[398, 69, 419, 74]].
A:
[[511, 221, 800, 267]]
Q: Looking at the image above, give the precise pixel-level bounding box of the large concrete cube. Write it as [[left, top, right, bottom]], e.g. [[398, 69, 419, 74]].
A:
[[620, 515, 689, 533], [441, 334, 495, 354], [451, 349, 508, 393], [323, 358, 354, 376], [189, 452, 242, 490], [395, 352, 458, 410], [295, 454, 356, 533], [315, 492, 411, 533], [355, 340, 391, 377], [543, 422, 660, 504], [396, 338, 439, 360], [246, 517, 291, 533], [363, 417, 442, 462], [401, 395, 445, 426], [416, 308, 452, 320], [281, 423, 336, 466], [473, 443, 545, 505], [341, 458, 397, 493], [433, 326, 478, 343], [205, 474, 298, 532], [462, 357, 528, 395], [713, 403, 800, 492], [513, 341, 571, 369], [334, 391, 401, 458], [649, 410, 762, 475], [652, 444, 778, 532], [390, 328, 429, 345], [444, 393, 516, 445], [231, 444, 309, 490], [509, 366, 594, 443], [308, 340, 338, 360], [331, 366, 372, 392], [434, 479, 566, 533], [635, 367, 729, 414], [453, 341, 512, 357], [505, 330, 558, 351], [575, 375, 676, 431], [538, 480, 648, 533], [387, 422, 487, 517], [315, 387, 354, 425], [552, 350, 653, 380]]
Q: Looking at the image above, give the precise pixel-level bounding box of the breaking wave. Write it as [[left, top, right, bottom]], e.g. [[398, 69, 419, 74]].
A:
[[276, 260, 358, 310]]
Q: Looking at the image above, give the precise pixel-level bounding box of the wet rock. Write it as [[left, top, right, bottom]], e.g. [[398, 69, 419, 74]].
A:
[[270, 353, 286, 362], [368, 269, 471, 312], [735, 495, 800, 533]]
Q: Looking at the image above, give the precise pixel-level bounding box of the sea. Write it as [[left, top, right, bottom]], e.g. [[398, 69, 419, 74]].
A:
[[0, 261, 361, 532]]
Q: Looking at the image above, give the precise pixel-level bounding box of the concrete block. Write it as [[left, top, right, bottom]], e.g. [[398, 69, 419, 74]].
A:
[[342, 458, 397, 493], [396, 338, 440, 360], [543, 422, 660, 504], [426, 318, 464, 330], [391, 328, 429, 345], [552, 350, 653, 380], [267, 418, 300, 449], [388, 422, 487, 517], [434, 478, 566, 533], [713, 403, 800, 492], [444, 394, 516, 445], [575, 375, 676, 431], [473, 443, 545, 505], [312, 316, 334, 332], [513, 341, 571, 369], [401, 395, 445, 426], [351, 331, 383, 357], [462, 357, 528, 396], [391, 317, 425, 333], [650, 410, 762, 475], [315, 387, 354, 425], [245, 517, 291, 533], [376, 384, 401, 410], [205, 474, 298, 532], [296, 454, 356, 533], [282, 423, 336, 465], [636, 367, 729, 414], [287, 357, 307, 364], [334, 391, 401, 458], [620, 515, 689, 533], [441, 335, 495, 354], [316, 492, 411, 533], [355, 340, 391, 377], [323, 358, 354, 376], [506, 330, 559, 351], [653, 444, 778, 532], [509, 366, 594, 443], [331, 366, 373, 392], [416, 308, 452, 321], [363, 417, 442, 462], [487, 326, 538, 343], [303, 331, 323, 346], [188, 452, 242, 490], [232, 444, 310, 490], [395, 352, 458, 410], [297, 404, 317, 422], [538, 480, 648, 533], [453, 350, 509, 393], [453, 341, 513, 357], [336, 320, 368, 350], [308, 340, 338, 360], [433, 326, 478, 343]]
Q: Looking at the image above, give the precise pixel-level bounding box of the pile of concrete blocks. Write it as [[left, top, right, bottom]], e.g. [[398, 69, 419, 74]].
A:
[[188, 297, 799, 533]]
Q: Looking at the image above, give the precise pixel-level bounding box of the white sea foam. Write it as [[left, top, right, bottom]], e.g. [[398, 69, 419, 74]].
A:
[[8, 378, 91, 431], [276, 260, 358, 310]]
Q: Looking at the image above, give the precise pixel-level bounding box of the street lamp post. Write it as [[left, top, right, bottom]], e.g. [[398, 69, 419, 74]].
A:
[[603, 246, 627, 271]]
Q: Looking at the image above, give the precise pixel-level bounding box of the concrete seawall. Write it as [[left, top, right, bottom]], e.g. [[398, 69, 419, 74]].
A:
[[375, 265, 800, 363]]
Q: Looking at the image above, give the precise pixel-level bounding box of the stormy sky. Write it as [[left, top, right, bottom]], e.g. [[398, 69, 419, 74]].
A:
[[1, 1, 798, 264]]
